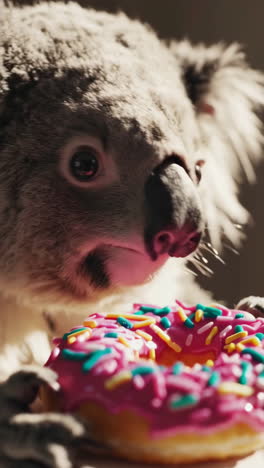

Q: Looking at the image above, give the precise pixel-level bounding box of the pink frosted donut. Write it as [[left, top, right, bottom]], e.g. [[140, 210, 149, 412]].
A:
[[43, 301, 264, 464]]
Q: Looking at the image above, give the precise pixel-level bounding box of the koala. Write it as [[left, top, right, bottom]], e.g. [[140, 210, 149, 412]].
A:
[[0, 1, 264, 466]]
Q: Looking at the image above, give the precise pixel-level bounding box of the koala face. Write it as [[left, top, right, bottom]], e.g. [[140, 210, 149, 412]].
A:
[[0, 3, 262, 311], [0, 4, 204, 309]]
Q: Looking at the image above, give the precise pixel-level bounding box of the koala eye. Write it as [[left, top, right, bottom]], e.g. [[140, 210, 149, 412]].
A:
[[70, 146, 99, 181], [60, 135, 114, 188]]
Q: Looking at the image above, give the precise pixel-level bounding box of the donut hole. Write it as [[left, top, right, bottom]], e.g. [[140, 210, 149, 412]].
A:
[[156, 348, 216, 367]]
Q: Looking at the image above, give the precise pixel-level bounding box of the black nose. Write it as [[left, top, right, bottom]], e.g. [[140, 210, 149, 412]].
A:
[[152, 226, 202, 259], [144, 156, 203, 260]]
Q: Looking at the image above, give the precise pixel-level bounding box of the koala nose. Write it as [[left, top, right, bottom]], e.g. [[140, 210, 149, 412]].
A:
[[152, 226, 202, 258], [144, 156, 204, 260]]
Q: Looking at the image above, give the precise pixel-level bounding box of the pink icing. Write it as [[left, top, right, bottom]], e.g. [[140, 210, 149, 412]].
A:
[[45, 301, 264, 438]]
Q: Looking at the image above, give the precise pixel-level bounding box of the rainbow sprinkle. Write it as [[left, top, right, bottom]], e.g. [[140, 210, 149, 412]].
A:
[[172, 362, 183, 375], [68, 336, 77, 344], [256, 333, 264, 341], [197, 321, 213, 335], [205, 326, 218, 345], [117, 317, 133, 329], [218, 382, 254, 397], [105, 370, 132, 390], [185, 333, 193, 346], [239, 361, 252, 385], [135, 330, 152, 341], [170, 394, 198, 410], [207, 371, 220, 387], [118, 336, 131, 347], [62, 349, 89, 360], [236, 343, 245, 352], [240, 337, 261, 347], [63, 327, 88, 340], [153, 307, 171, 316], [219, 325, 232, 338], [105, 332, 119, 338], [139, 306, 156, 313], [195, 309, 203, 322], [204, 309, 222, 319], [133, 318, 156, 329], [150, 324, 182, 353], [139, 306, 171, 315], [131, 366, 155, 376], [107, 313, 147, 321], [196, 304, 222, 318], [205, 359, 214, 367], [160, 317, 171, 329], [83, 319, 97, 328], [82, 349, 112, 372], [184, 318, 195, 329], [225, 331, 248, 345], [241, 348, 264, 363], [224, 343, 236, 354], [177, 308, 194, 328], [177, 307, 188, 322]]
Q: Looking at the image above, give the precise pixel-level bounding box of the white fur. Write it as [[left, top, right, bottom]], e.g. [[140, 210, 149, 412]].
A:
[[173, 41, 264, 247], [0, 257, 211, 378]]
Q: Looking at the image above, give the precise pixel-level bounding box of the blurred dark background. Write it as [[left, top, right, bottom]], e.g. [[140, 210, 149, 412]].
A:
[[7, 0, 264, 306]]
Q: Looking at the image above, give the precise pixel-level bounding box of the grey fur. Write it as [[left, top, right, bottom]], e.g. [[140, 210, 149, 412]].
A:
[[0, 1, 201, 307], [0, 1, 264, 466], [237, 296, 264, 317], [0, 365, 108, 467]]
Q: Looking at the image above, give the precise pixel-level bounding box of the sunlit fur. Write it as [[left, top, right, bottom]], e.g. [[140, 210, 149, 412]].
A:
[[172, 41, 264, 247]]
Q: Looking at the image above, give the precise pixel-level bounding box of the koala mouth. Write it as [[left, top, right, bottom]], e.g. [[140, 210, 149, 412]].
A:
[[81, 249, 110, 289], [76, 225, 201, 292], [79, 243, 169, 290]]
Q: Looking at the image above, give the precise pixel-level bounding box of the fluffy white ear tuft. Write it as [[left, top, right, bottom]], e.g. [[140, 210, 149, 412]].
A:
[[171, 40, 264, 249]]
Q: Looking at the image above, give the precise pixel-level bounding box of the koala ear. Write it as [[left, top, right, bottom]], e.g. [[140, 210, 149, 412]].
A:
[[170, 40, 264, 248], [171, 40, 264, 179]]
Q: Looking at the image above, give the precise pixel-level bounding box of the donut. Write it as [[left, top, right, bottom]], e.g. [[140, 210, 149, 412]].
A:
[[42, 301, 264, 464]]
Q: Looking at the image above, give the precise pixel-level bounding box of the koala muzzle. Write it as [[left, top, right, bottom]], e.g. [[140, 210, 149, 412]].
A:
[[144, 157, 204, 260]]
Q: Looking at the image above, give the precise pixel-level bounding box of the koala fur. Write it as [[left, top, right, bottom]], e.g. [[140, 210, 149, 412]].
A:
[[0, 1, 264, 464]]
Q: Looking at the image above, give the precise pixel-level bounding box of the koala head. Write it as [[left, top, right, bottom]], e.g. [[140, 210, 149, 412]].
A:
[[0, 2, 263, 311]]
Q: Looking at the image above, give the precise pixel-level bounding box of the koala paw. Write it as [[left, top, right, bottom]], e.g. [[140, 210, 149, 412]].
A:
[[236, 296, 264, 318], [0, 365, 108, 467], [0, 365, 59, 418]]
